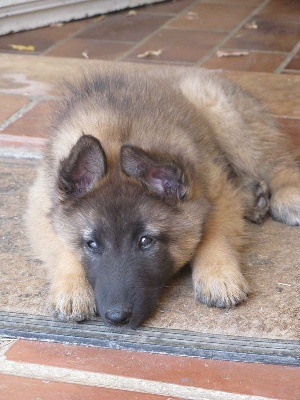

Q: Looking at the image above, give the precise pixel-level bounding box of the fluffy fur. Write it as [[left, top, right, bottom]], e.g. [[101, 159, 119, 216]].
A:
[[25, 64, 300, 328]]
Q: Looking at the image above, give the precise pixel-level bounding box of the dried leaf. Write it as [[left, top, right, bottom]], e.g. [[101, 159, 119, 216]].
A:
[[9, 44, 35, 51], [50, 22, 64, 27], [244, 21, 258, 29], [277, 282, 292, 287], [94, 15, 106, 22], [186, 11, 198, 20], [216, 50, 249, 58], [128, 10, 137, 16], [137, 49, 162, 58]]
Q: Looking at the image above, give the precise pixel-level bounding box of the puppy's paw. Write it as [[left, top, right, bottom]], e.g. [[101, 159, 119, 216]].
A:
[[244, 180, 270, 224], [271, 186, 300, 226], [49, 278, 96, 322], [193, 265, 249, 308]]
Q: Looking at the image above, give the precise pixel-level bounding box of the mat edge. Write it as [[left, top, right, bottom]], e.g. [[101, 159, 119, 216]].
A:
[[0, 311, 299, 367]]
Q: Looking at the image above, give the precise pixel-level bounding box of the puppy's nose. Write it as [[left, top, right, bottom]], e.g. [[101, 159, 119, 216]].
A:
[[105, 308, 132, 326]]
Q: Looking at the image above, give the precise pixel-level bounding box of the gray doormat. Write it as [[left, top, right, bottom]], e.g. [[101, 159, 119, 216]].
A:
[[0, 158, 299, 366]]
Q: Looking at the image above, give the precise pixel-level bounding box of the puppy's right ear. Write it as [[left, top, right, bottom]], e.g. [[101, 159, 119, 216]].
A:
[[57, 135, 106, 200]]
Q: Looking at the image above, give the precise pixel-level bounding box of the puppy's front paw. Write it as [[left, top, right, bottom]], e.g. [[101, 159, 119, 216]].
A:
[[271, 186, 300, 226], [49, 278, 96, 322], [193, 264, 249, 308]]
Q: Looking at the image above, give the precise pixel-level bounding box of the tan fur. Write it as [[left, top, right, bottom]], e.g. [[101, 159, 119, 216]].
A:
[[25, 169, 96, 320], [25, 63, 300, 324]]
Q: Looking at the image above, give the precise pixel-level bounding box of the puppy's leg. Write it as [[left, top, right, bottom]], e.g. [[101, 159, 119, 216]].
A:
[[26, 171, 96, 321], [48, 248, 96, 322], [192, 177, 249, 308], [269, 167, 300, 226]]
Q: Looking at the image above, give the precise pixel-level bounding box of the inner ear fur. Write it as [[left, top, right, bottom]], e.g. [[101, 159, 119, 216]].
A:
[[57, 134, 106, 200], [121, 144, 188, 202]]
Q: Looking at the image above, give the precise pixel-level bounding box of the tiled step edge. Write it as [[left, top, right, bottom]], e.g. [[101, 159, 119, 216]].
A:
[[0, 311, 299, 367], [0, 361, 270, 400], [0, 134, 45, 159]]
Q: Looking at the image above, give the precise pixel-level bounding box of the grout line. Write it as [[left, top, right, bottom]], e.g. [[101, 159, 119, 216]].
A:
[[274, 40, 300, 74], [0, 339, 16, 357], [0, 133, 45, 159], [282, 69, 300, 74], [135, 10, 180, 17], [274, 115, 300, 120], [0, 359, 270, 400], [121, 58, 194, 66], [117, 0, 200, 60], [0, 97, 43, 131], [209, 48, 288, 55], [41, 17, 107, 56], [42, 1, 196, 58], [0, 148, 43, 159], [195, 0, 271, 66]]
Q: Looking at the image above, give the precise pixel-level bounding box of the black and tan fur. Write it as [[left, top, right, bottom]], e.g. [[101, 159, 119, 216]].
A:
[[25, 64, 300, 328]]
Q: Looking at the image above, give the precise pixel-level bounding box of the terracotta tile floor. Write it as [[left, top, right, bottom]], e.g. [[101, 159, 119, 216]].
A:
[[0, 0, 298, 72], [0, 0, 299, 398]]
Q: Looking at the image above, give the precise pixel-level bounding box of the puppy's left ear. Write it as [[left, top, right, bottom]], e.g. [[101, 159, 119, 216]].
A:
[[57, 134, 106, 200], [121, 145, 187, 202]]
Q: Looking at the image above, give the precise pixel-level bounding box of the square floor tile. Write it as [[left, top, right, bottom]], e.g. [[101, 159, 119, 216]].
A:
[[168, 3, 252, 32], [123, 28, 225, 63], [0, 20, 90, 54], [202, 50, 287, 72], [255, 0, 300, 23], [276, 117, 300, 150], [285, 50, 300, 71], [46, 38, 133, 60], [3, 101, 53, 138], [203, 0, 262, 5], [225, 20, 300, 52], [78, 12, 170, 42], [0, 94, 29, 123], [139, 0, 195, 14]]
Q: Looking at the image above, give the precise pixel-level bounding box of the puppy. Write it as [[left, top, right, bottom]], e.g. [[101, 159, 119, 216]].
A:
[[25, 64, 300, 328]]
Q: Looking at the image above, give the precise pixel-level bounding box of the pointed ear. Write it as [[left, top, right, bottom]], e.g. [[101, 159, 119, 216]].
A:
[[57, 135, 106, 199], [121, 145, 187, 202]]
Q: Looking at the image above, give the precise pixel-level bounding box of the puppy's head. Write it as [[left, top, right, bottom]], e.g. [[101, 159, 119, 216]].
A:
[[53, 135, 209, 328]]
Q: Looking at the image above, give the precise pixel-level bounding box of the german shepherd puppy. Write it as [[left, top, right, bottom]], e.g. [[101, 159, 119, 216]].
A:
[[25, 64, 300, 328]]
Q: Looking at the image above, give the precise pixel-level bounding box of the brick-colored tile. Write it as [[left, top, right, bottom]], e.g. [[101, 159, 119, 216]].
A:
[[3, 101, 53, 138], [225, 20, 300, 52], [202, 50, 287, 73], [283, 69, 300, 75], [0, 94, 29, 123], [224, 71, 300, 118], [78, 13, 170, 43], [0, 20, 90, 54], [139, 0, 195, 14], [124, 29, 225, 64], [285, 50, 300, 71], [203, 0, 262, 5], [276, 117, 300, 151], [0, 134, 45, 155], [6, 340, 300, 400], [46, 38, 132, 60], [0, 374, 175, 400], [168, 3, 252, 32], [256, 0, 300, 23]]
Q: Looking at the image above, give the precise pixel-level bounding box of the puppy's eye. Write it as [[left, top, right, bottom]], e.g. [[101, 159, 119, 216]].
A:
[[86, 240, 99, 252], [139, 236, 154, 250]]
